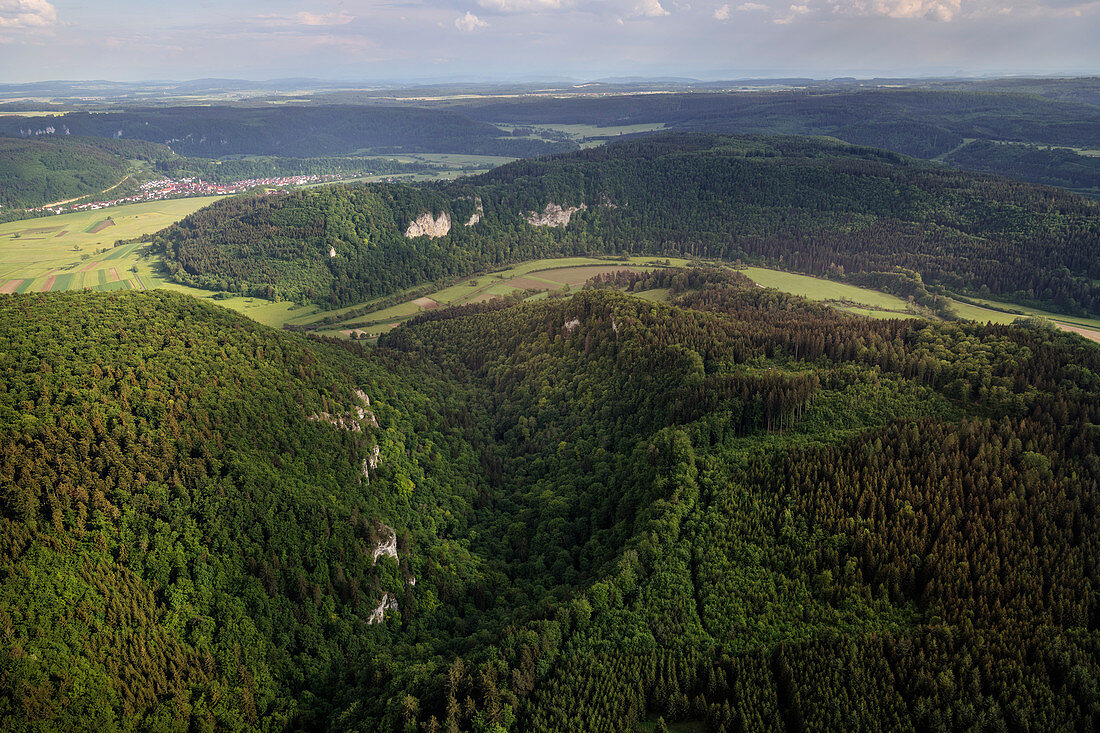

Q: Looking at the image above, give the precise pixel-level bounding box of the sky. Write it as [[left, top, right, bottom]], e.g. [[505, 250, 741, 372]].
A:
[[0, 0, 1097, 83]]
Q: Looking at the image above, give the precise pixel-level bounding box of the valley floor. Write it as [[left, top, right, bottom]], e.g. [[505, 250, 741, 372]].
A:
[[2, 202, 1098, 342]]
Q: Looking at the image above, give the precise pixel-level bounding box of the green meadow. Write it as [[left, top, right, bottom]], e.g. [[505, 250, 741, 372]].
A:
[[0, 197, 223, 293], [739, 266, 919, 318]]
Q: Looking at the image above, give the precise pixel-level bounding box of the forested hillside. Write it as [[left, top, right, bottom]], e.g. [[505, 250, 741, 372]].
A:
[[153, 134, 1100, 315], [454, 89, 1100, 154], [0, 106, 573, 158], [0, 136, 170, 209], [943, 140, 1100, 197], [1, 269, 1098, 730], [449, 89, 1100, 188], [0, 135, 452, 211]]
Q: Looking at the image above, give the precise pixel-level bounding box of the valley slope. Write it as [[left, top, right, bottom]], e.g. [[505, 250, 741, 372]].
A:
[[152, 134, 1100, 316], [1, 272, 1098, 730]]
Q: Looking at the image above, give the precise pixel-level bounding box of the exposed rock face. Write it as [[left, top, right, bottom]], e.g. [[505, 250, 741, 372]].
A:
[[466, 198, 484, 227], [367, 593, 399, 625], [309, 389, 377, 432], [361, 444, 382, 483], [329, 246, 336, 258], [308, 411, 362, 432], [564, 317, 581, 332], [405, 211, 451, 238], [372, 523, 398, 564], [525, 203, 586, 228]]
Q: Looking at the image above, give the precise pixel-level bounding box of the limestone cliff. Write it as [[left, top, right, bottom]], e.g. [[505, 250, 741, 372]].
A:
[[405, 211, 451, 238], [525, 203, 586, 228]]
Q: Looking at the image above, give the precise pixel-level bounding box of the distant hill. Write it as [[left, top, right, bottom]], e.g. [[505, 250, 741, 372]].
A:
[[151, 134, 1100, 315], [0, 136, 171, 209], [447, 88, 1100, 188], [0, 105, 576, 158]]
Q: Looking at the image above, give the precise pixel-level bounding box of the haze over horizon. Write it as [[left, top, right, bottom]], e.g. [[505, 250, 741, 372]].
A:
[[0, 0, 1096, 84]]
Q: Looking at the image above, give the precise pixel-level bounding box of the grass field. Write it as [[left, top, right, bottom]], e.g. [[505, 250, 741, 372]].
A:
[[955, 296, 1100, 330], [537, 123, 669, 139], [740, 267, 919, 319], [0, 197, 223, 293], [310, 256, 689, 339], [947, 297, 1100, 343]]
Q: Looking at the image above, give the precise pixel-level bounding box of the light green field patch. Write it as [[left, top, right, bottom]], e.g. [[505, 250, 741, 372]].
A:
[[959, 296, 1100, 330], [741, 267, 914, 314], [633, 288, 671, 302], [295, 257, 674, 337], [0, 197, 223, 283], [946, 299, 1019, 325], [518, 122, 668, 141]]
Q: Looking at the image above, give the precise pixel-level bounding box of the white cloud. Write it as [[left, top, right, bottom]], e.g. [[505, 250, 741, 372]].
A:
[[478, 0, 566, 11], [714, 2, 732, 16], [773, 2, 811, 21], [737, 2, 772, 10], [0, 0, 56, 28], [455, 10, 489, 30], [834, 0, 961, 20], [633, 0, 672, 15], [295, 12, 355, 27]]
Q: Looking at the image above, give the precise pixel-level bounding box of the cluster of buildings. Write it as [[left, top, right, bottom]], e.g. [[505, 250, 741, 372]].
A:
[[29, 173, 341, 215]]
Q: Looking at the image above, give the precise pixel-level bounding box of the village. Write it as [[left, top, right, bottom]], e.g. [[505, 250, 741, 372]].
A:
[[28, 173, 345, 215]]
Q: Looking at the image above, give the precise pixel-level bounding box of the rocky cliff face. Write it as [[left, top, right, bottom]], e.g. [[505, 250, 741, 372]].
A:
[[405, 211, 451, 238], [466, 198, 484, 227], [367, 593, 399, 624], [372, 523, 398, 564], [525, 203, 586, 228]]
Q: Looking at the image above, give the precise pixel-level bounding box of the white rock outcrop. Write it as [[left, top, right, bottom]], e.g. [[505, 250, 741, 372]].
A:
[[309, 389, 377, 432], [405, 211, 451, 239], [329, 246, 336, 258], [361, 444, 382, 483], [308, 411, 362, 432], [564, 317, 581, 332], [525, 203, 587, 228], [372, 523, 398, 564], [367, 593, 399, 624], [466, 198, 484, 227]]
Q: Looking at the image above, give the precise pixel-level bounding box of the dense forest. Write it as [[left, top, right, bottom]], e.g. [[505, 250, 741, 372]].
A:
[[0, 106, 574, 159], [0, 136, 169, 209], [942, 140, 1100, 197], [1, 267, 1097, 730], [448, 89, 1100, 187], [153, 155, 436, 184], [152, 134, 1100, 315]]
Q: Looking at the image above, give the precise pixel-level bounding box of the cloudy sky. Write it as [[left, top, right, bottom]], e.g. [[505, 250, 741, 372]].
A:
[[0, 0, 1096, 82]]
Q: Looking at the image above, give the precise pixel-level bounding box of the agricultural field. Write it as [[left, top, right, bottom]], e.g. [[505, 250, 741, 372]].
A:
[[0, 197, 223, 293], [503, 122, 669, 148]]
